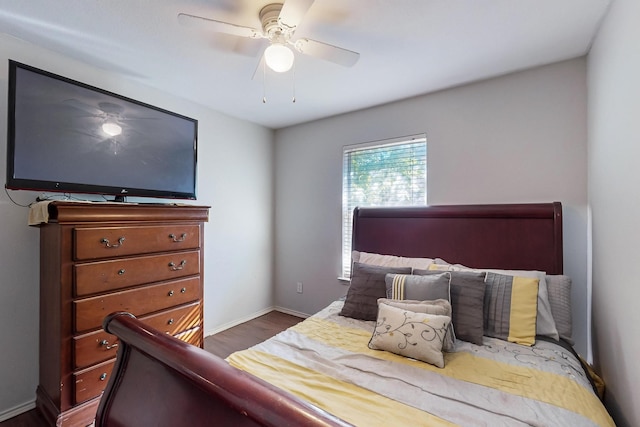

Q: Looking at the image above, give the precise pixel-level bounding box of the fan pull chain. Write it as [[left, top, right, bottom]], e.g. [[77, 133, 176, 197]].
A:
[[292, 61, 296, 103], [262, 58, 267, 103]]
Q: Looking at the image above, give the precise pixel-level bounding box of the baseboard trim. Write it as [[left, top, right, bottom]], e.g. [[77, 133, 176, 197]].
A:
[[0, 399, 36, 422], [274, 306, 310, 319], [205, 306, 275, 337]]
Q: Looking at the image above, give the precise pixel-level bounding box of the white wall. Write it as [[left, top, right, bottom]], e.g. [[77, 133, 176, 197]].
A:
[[274, 58, 590, 355], [0, 35, 274, 420], [588, 0, 640, 425]]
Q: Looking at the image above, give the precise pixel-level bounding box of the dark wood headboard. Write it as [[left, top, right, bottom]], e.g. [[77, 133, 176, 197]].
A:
[[352, 202, 563, 275]]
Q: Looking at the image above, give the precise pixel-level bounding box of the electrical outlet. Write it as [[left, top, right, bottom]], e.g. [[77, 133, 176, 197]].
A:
[[296, 282, 303, 293]]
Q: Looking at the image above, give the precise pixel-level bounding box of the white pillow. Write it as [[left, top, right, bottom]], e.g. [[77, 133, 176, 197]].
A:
[[352, 251, 434, 270]]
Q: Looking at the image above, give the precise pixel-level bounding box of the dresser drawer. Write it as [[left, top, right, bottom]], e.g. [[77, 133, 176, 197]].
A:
[[73, 359, 115, 404], [141, 301, 201, 335], [74, 250, 200, 296], [73, 329, 120, 370], [74, 224, 201, 261], [72, 302, 202, 369], [175, 326, 203, 347], [74, 277, 201, 333]]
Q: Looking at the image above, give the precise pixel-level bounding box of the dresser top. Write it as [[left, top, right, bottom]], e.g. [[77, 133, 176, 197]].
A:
[[43, 201, 210, 224]]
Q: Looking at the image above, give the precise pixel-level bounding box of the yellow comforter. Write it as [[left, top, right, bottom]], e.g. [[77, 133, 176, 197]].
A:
[[227, 301, 614, 427]]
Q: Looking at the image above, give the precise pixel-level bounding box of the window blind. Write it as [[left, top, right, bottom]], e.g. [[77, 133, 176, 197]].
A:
[[341, 135, 427, 277]]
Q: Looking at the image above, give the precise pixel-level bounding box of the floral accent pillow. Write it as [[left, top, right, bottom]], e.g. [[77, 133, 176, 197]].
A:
[[368, 301, 451, 368], [378, 298, 455, 352]]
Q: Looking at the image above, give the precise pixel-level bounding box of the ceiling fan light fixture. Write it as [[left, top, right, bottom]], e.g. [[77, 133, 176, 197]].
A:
[[264, 43, 294, 72], [102, 122, 122, 137]]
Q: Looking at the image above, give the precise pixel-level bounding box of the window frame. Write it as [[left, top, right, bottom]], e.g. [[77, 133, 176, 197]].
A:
[[341, 134, 427, 278]]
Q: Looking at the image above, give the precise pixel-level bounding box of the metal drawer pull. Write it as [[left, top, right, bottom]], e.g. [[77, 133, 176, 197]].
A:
[[117, 269, 126, 275], [168, 260, 186, 271], [100, 373, 107, 381], [100, 237, 125, 248], [169, 233, 187, 242], [99, 339, 118, 350], [168, 318, 174, 325], [168, 290, 174, 296], [181, 287, 186, 293]]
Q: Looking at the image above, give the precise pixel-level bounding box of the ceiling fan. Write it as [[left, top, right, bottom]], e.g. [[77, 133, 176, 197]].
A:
[[177, 0, 360, 75]]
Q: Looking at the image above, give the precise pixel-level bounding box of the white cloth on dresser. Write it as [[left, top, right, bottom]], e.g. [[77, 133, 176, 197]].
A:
[[28, 200, 54, 225]]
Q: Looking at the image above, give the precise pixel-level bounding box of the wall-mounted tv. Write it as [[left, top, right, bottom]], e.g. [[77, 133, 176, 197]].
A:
[[5, 60, 198, 200]]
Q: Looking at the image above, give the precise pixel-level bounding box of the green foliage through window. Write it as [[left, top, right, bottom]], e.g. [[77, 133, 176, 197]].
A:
[[342, 135, 427, 277]]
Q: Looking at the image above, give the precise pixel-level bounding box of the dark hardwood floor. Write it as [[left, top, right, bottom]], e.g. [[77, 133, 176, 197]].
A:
[[0, 411, 45, 427], [0, 310, 303, 427], [204, 310, 304, 359]]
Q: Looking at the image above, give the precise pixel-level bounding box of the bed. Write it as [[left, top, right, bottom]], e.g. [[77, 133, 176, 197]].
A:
[[95, 202, 615, 427]]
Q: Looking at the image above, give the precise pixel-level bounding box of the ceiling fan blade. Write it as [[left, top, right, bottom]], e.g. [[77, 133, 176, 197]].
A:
[[294, 38, 359, 67], [233, 37, 268, 57], [278, 0, 315, 29], [177, 13, 263, 39]]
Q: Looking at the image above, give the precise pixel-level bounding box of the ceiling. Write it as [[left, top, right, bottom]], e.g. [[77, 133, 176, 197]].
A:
[[0, 0, 611, 129]]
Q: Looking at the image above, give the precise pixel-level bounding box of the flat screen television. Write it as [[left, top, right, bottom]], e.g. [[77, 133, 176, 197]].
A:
[[5, 60, 198, 200]]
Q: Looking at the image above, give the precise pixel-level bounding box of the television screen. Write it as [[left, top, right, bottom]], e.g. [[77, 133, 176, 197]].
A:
[[5, 60, 198, 200]]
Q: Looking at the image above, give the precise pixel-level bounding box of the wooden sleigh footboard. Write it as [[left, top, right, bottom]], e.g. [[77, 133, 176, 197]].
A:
[[96, 312, 353, 427]]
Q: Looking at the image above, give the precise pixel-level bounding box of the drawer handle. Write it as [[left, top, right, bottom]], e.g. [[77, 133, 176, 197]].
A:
[[168, 290, 174, 296], [168, 318, 174, 325], [117, 269, 126, 275], [99, 339, 118, 350], [99, 373, 108, 381], [100, 237, 125, 248], [181, 287, 186, 293], [168, 260, 186, 271], [169, 233, 187, 242]]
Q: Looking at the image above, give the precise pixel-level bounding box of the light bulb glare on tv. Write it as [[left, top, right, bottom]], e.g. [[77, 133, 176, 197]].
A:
[[102, 122, 122, 136]]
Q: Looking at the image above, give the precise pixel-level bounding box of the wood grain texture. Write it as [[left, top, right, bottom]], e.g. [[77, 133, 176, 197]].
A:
[[36, 203, 208, 426], [47, 202, 210, 224], [352, 202, 563, 274], [93, 203, 564, 427], [22, 203, 564, 427], [204, 311, 303, 359], [1, 311, 299, 427], [96, 312, 349, 427], [0, 410, 47, 427]]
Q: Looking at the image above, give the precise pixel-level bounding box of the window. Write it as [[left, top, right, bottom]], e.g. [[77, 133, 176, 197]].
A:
[[341, 134, 427, 277]]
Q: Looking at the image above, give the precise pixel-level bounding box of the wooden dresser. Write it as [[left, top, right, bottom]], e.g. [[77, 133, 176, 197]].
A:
[[35, 202, 209, 427]]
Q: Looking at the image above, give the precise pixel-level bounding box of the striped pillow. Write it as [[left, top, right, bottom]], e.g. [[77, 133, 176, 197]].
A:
[[484, 272, 539, 346], [414, 269, 486, 346], [384, 273, 450, 301], [546, 275, 573, 344]]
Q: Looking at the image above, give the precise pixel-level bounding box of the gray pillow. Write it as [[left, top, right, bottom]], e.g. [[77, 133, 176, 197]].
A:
[[546, 275, 573, 345], [483, 272, 539, 346], [431, 261, 559, 341], [414, 269, 486, 345], [340, 262, 412, 321], [384, 272, 451, 301]]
